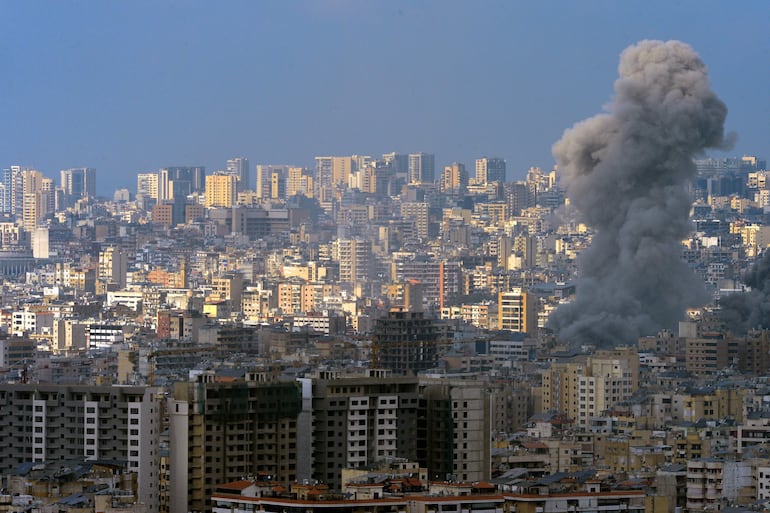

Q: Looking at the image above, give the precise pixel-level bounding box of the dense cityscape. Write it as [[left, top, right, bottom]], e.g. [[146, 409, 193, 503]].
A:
[[1, 1, 768, 510], [0, 142, 767, 513]]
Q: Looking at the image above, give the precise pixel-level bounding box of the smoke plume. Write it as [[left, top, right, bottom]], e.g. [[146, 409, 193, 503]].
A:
[[547, 40, 730, 347], [719, 251, 770, 334]]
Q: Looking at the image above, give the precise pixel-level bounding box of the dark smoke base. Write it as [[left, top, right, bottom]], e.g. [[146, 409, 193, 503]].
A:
[[547, 40, 730, 348], [720, 251, 770, 335]]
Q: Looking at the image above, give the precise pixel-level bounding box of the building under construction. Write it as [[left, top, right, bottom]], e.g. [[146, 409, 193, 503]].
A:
[[371, 307, 447, 375]]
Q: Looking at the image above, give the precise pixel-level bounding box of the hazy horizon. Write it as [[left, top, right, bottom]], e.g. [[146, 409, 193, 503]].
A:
[[1, 0, 767, 195]]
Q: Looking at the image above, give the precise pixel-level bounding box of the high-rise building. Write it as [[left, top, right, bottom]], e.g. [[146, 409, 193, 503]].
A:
[[21, 170, 52, 231], [372, 308, 446, 375], [287, 167, 313, 197], [270, 170, 286, 199], [541, 348, 638, 430], [205, 174, 237, 208], [504, 181, 530, 217], [210, 272, 244, 313], [158, 168, 171, 201], [498, 287, 537, 333], [309, 371, 490, 490], [334, 238, 372, 284], [441, 162, 468, 192], [400, 202, 429, 240], [226, 157, 250, 192], [1, 166, 21, 213], [256, 165, 289, 199], [137, 173, 159, 199], [60, 167, 96, 200], [382, 152, 408, 176], [392, 258, 463, 312], [475, 157, 506, 184], [22, 190, 52, 232], [0, 384, 161, 511], [313, 157, 333, 190], [159, 167, 206, 199], [1, 166, 46, 215], [169, 373, 303, 513], [99, 246, 128, 289], [168, 179, 192, 225], [315, 156, 355, 189], [408, 153, 435, 184]]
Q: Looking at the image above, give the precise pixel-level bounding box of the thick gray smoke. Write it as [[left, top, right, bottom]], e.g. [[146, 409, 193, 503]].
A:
[[547, 40, 730, 347], [719, 252, 770, 334]]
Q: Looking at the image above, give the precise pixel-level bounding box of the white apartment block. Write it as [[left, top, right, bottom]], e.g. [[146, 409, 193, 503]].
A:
[[11, 310, 36, 336]]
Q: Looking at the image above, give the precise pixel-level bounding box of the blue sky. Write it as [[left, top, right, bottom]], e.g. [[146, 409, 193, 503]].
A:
[[0, 0, 767, 195]]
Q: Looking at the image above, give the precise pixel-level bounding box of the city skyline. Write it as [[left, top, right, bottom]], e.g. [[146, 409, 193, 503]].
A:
[[1, 1, 768, 195]]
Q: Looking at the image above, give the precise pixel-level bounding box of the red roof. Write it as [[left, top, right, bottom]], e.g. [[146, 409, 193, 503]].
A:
[[217, 480, 253, 491]]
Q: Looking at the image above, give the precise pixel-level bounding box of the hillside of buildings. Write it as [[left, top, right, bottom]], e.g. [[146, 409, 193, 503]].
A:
[[0, 154, 769, 513]]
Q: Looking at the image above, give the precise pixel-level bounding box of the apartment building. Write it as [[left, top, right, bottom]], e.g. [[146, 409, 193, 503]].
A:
[[310, 371, 491, 490], [371, 308, 446, 375], [498, 288, 537, 334], [391, 257, 463, 311], [541, 348, 638, 430], [168, 372, 304, 513], [686, 458, 753, 511], [685, 333, 739, 377], [0, 384, 161, 511], [210, 272, 244, 313]]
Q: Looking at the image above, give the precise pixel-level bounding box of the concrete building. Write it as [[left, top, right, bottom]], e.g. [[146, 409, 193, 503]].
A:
[[400, 202, 429, 240], [226, 157, 250, 192], [255, 165, 289, 200], [212, 479, 504, 513], [498, 288, 537, 334], [315, 156, 355, 189], [0, 337, 36, 368], [287, 166, 313, 198], [60, 167, 96, 201], [684, 333, 739, 377], [541, 348, 638, 431], [488, 338, 534, 368], [11, 310, 36, 337], [0, 384, 161, 511], [210, 272, 244, 313], [334, 238, 372, 285], [1, 165, 26, 214], [205, 173, 238, 208], [506, 484, 645, 513], [292, 312, 346, 335], [686, 458, 753, 511], [310, 371, 491, 490], [52, 319, 88, 352], [152, 203, 174, 226], [87, 323, 125, 349], [20, 169, 50, 231], [576, 348, 639, 429], [160, 166, 206, 197], [270, 169, 286, 199], [372, 308, 446, 376], [231, 206, 290, 240], [168, 372, 303, 513], [441, 162, 468, 193], [98, 246, 128, 289], [475, 157, 506, 184], [392, 257, 463, 312], [137, 172, 159, 199], [408, 153, 435, 184]]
